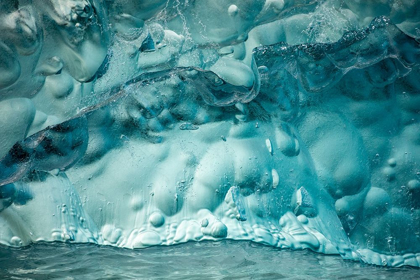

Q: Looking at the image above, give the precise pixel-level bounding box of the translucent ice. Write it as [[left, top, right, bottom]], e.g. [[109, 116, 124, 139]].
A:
[[0, 0, 419, 268]]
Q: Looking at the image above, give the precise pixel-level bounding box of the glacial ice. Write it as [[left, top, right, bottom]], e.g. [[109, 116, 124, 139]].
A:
[[0, 0, 420, 267]]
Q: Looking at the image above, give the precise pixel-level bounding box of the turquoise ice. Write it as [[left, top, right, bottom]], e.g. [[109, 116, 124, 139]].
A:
[[0, 0, 419, 267]]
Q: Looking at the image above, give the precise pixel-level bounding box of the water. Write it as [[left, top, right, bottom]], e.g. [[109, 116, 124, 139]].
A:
[[0, 241, 419, 280]]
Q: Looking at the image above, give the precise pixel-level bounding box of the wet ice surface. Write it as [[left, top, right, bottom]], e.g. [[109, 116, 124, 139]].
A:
[[0, 241, 419, 280]]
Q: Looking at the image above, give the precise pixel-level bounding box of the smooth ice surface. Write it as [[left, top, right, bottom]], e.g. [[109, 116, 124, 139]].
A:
[[0, 0, 420, 269]]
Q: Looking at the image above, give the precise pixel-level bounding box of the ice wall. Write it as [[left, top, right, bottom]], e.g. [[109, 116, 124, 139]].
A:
[[0, 0, 419, 267]]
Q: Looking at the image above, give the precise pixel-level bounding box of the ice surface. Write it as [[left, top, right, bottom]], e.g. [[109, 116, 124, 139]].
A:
[[0, 0, 419, 268]]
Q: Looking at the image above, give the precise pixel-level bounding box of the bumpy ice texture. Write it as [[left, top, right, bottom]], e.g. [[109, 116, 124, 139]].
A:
[[0, 0, 420, 267]]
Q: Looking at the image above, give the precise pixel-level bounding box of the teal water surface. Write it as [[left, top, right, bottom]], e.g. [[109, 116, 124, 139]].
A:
[[0, 241, 419, 279]]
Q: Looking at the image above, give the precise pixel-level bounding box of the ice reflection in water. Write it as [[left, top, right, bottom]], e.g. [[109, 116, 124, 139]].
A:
[[0, 241, 419, 280]]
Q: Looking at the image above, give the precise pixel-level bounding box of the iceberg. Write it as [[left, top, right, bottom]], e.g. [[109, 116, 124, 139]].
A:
[[0, 0, 419, 267]]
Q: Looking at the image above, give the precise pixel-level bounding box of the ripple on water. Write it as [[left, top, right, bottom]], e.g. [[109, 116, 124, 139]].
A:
[[0, 241, 419, 279]]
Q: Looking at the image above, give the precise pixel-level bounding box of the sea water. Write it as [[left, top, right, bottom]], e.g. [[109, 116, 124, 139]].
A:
[[1, 241, 419, 280]]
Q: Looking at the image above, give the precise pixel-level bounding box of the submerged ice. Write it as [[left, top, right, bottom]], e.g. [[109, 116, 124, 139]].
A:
[[0, 0, 420, 268]]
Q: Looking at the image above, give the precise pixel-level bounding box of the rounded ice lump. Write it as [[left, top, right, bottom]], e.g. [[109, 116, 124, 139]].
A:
[[0, 0, 420, 268]]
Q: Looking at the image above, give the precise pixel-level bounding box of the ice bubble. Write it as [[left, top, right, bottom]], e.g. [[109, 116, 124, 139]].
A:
[[149, 212, 165, 228]]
